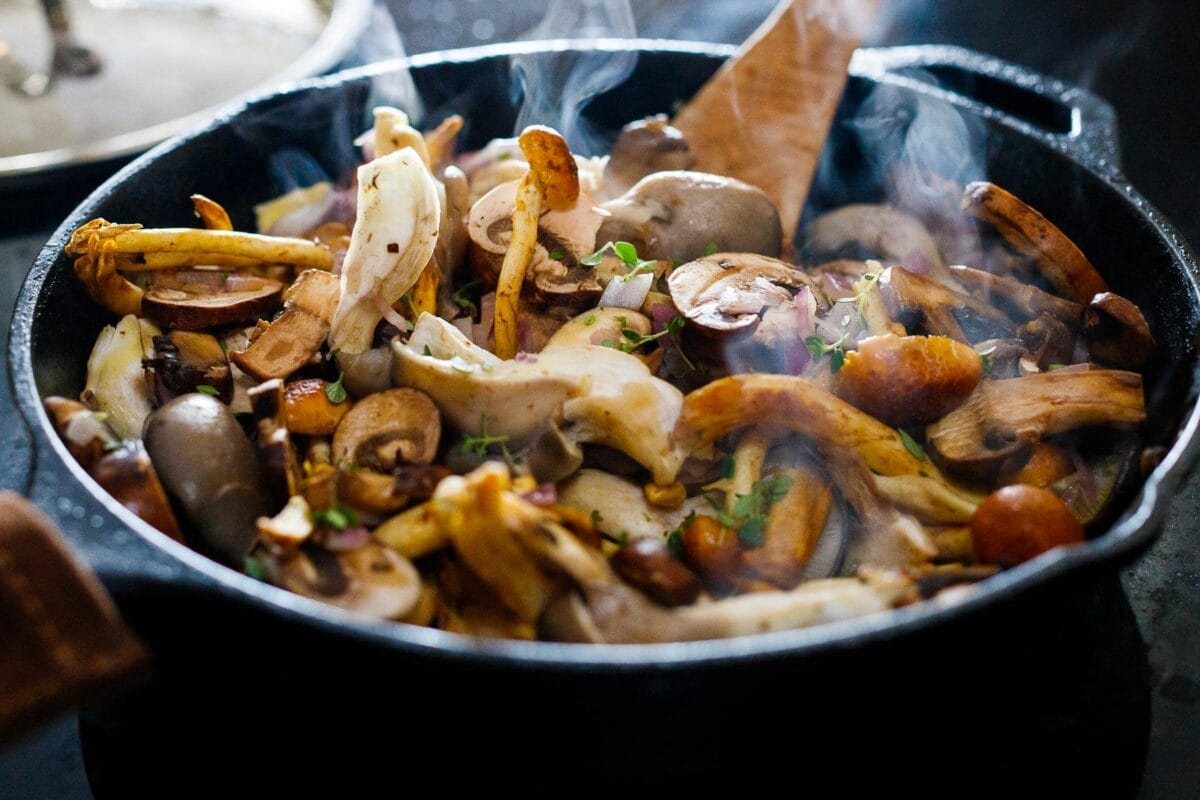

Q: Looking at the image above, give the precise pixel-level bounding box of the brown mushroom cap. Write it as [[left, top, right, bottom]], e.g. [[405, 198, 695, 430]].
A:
[[603, 115, 695, 198], [91, 439, 184, 542], [265, 542, 421, 619], [229, 269, 339, 381], [667, 252, 818, 335], [1084, 292, 1155, 369], [331, 388, 441, 471], [141, 277, 284, 330], [597, 171, 783, 264]]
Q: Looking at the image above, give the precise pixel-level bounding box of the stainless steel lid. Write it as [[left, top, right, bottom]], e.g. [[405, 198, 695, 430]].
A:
[[0, 0, 371, 187]]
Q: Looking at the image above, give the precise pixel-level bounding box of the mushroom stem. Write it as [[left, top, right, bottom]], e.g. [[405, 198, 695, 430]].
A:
[[493, 170, 543, 359], [725, 428, 776, 514], [66, 219, 334, 271]]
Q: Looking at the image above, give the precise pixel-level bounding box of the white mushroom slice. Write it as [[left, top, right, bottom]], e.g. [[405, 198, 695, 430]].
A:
[[557, 469, 708, 541], [256, 495, 314, 549], [394, 312, 686, 482], [328, 147, 440, 354], [82, 314, 159, 439]]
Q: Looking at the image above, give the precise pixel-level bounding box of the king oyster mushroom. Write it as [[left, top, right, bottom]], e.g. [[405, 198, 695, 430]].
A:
[[596, 170, 783, 263], [392, 312, 685, 484]]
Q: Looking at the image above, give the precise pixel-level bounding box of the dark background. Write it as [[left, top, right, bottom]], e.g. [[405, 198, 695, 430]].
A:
[[0, 1, 1197, 796]]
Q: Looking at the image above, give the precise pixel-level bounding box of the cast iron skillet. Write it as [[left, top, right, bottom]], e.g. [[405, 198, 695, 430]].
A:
[[9, 41, 1200, 792]]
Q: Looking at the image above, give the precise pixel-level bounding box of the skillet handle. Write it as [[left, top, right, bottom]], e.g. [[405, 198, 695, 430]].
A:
[[850, 45, 1123, 176]]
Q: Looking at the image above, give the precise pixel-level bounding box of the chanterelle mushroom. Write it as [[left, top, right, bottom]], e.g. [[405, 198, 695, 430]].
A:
[[392, 312, 685, 483], [597, 171, 783, 263]]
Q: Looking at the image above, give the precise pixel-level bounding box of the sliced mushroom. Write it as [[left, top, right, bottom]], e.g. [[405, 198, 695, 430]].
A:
[[833, 334, 982, 427], [230, 269, 339, 381], [597, 171, 783, 263], [247, 379, 304, 505], [543, 306, 651, 350], [602, 115, 695, 198], [878, 266, 1014, 343], [948, 264, 1083, 325], [143, 330, 231, 405], [144, 393, 272, 565], [302, 467, 413, 517], [1083, 292, 1155, 369], [82, 314, 158, 439], [926, 370, 1146, 479], [263, 542, 421, 620], [667, 252, 821, 335], [90, 439, 184, 542], [334, 345, 394, 399], [523, 420, 585, 484], [743, 465, 834, 588], [962, 181, 1108, 303], [1019, 314, 1076, 370], [801, 204, 954, 284], [140, 277, 283, 331], [331, 388, 440, 471]]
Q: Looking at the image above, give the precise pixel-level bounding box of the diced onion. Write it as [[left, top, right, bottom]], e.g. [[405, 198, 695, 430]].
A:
[[598, 272, 652, 309]]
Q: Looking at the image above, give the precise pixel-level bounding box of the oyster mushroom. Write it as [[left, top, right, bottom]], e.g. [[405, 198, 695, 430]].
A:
[[82, 314, 158, 439], [801, 204, 954, 285], [926, 369, 1146, 479], [676, 373, 983, 525], [948, 264, 1083, 325], [557, 469, 708, 542], [962, 181, 1108, 303], [262, 542, 421, 620], [331, 388, 440, 471], [144, 393, 271, 565], [597, 171, 783, 263], [328, 147, 441, 355], [602, 115, 695, 198], [667, 253, 821, 335], [1083, 292, 1155, 369], [878, 266, 1014, 343], [392, 312, 686, 483]]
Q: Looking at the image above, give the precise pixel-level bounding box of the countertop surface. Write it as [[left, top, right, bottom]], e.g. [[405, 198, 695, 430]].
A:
[[0, 2, 1197, 797]]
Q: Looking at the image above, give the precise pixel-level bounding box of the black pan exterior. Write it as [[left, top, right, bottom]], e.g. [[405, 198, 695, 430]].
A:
[[8, 42, 1198, 793]]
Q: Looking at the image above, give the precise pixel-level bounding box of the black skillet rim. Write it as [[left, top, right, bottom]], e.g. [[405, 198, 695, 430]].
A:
[[10, 39, 1200, 670]]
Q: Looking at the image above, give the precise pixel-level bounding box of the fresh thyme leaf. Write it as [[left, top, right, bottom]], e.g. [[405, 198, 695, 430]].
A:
[[804, 334, 848, 373], [720, 454, 735, 480], [978, 345, 997, 376], [460, 414, 511, 457], [244, 555, 268, 581], [665, 314, 686, 336], [664, 510, 695, 557], [1048, 363, 1068, 371], [591, 509, 602, 527], [724, 474, 793, 548], [613, 241, 638, 264], [496, 151, 512, 161], [898, 428, 926, 461], [621, 327, 642, 342], [423, 345, 433, 356], [196, 384, 219, 397], [600, 339, 617, 349], [548, 250, 565, 261], [311, 504, 358, 531], [450, 279, 481, 310], [703, 243, 719, 256], [325, 373, 348, 404], [583, 314, 597, 326], [830, 349, 846, 374]]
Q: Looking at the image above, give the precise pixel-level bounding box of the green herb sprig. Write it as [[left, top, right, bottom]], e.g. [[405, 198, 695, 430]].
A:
[[804, 335, 849, 374], [325, 373, 348, 404], [712, 474, 794, 548], [583, 240, 658, 282], [460, 414, 513, 460]]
